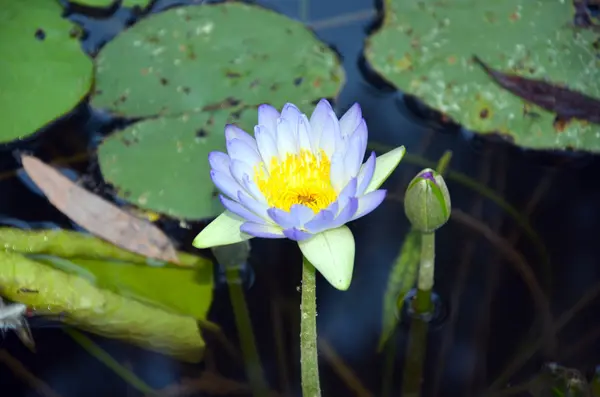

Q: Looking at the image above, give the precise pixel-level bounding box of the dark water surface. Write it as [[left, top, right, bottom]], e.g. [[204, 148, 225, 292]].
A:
[[1, 1, 600, 396]]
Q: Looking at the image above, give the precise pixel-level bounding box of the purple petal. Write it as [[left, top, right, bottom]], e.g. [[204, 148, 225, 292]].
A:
[[289, 204, 315, 225], [304, 209, 335, 234], [339, 103, 362, 138], [318, 111, 341, 157], [343, 120, 368, 177], [325, 201, 339, 216], [276, 117, 299, 156], [357, 151, 376, 196], [229, 163, 266, 205], [254, 125, 278, 164], [240, 222, 285, 239], [241, 174, 267, 204], [227, 138, 261, 166], [283, 227, 313, 241], [336, 177, 358, 209], [211, 170, 242, 201], [342, 140, 363, 181], [330, 150, 347, 192], [208, 152, 231, 174], [309, 99, 333, 152], [229, 159, 253, 187], [354, 121, 368, 162], [350, 189, 387, 221], [267, 207, 298, 229], [225, 124, 257, 150], [238, 191, 269, 220], [258, 104, 280, 136], [280, 103, 303, 126], [297, 115, 312, 151], [220, 195, 265, 224], [330, 197, 359, 228], [309, 99, 333, 129]]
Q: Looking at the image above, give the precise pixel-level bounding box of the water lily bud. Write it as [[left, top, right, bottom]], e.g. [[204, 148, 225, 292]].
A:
[[404, 168, 451, 233]]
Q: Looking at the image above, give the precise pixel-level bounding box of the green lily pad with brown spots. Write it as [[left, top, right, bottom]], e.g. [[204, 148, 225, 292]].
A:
[[95, 2, 344, 220], [99, 110, 255, 220], [68, 0, 115, 7], [365, 0, 600, 152], [68, 0, 153, 9]]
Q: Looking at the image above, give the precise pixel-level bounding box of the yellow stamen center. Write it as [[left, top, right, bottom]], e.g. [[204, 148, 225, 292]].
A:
[[254, 149, 337, 213]]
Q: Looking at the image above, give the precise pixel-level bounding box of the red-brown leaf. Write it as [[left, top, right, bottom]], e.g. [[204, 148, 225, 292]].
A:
[[472, 55, 600, 124]]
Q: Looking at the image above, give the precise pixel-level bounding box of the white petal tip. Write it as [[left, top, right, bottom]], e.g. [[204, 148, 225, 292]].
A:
[[192, 235, 211, 249], [364, 145, 406, 194], [192, 211, 253, 249], [330, 277, 352, 291], [387, 146, 406, 164]]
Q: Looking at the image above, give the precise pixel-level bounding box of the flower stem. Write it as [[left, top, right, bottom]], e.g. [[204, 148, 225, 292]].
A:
[[300, 256, 321, 397], [415, 232, 435, 315]]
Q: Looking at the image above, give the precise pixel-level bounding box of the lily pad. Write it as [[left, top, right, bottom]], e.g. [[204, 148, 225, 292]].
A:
[[0, 0, 93, 143], [94, 2, 344, 219], [121, 0, 152, 8], [69, 0, 115, 7], [69, 0, 152, 9], [99, 112, 241, 219], [365, 0, 600, 152]]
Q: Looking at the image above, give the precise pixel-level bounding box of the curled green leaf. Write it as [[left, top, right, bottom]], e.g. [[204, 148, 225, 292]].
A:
[[0, 227, 202, 267], [0, 228, 214, 362], [378, 229, 420, 350], [0, 251, 206, 362]]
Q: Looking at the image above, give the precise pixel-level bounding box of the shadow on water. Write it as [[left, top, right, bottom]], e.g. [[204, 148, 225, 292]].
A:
[[1, 0, 600, 396]]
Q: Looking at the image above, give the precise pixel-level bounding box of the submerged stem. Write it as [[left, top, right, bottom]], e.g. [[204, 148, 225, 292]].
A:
[[401, 318, 429, 397], [212, 242, 268, 397], [300, 256, 321, 397], [415, 232, 435, 314], [64, 328, 157, 395], [225, 267, 269, 397]]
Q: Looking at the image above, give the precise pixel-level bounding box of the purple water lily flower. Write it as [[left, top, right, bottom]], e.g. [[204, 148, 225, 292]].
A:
[[193, 99, 405, 290]]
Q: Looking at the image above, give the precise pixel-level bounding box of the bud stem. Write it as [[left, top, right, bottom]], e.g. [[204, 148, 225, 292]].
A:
[[415, 232, 435, 314], [300, 256, 321, 397]]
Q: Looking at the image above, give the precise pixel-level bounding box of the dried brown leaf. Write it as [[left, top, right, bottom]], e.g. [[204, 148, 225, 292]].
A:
[[21, 155, 179, 264]]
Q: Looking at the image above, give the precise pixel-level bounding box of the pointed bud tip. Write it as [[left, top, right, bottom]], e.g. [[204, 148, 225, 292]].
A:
[[404, 168, 451, 233], [419, 170, 436, 184]]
